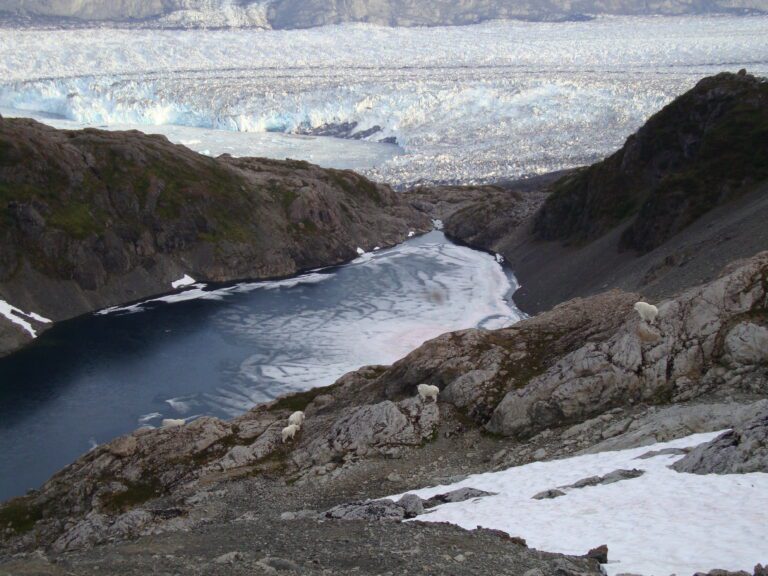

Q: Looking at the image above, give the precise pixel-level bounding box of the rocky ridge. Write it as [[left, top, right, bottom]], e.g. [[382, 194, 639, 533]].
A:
[[0, 117, 430, 356], [534, 72, 768, 253]]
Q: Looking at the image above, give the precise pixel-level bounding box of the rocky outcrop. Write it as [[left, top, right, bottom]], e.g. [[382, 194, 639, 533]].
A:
[[2, 0, 767, 27], [672, 406, 768, 474], [323, 487, 496, 521], [486, 251, 768, 437], [0, 117, 430, 356], [532, 469, 644, 500]]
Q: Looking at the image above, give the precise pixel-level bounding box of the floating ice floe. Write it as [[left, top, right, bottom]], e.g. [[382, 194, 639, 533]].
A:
[[171, 274, 197, 289], [0, 299, 52, 338], [391, 431, 768, 576]]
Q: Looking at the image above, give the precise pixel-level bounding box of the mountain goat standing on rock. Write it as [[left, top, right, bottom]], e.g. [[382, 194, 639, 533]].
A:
[[634, 301, 659, 324], [288, 411, 305, 428], [282, 424, 300, 443], [417, 384, 440, 403]]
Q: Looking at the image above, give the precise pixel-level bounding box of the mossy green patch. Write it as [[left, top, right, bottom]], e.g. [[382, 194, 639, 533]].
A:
[[0, 497, 44, 535], [48, 202, 102, 239], [269, 381, 342, 413], [101, 478, 163, 513], [326, 171, 383, 204]]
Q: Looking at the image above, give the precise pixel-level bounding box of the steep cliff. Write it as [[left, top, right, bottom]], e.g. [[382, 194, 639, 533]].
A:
[[0, 117, 430, 356], [534, 71, 768, 253]]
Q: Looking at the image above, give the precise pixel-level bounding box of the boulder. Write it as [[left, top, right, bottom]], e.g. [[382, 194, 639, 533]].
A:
[[672, 407, 768, 474], [325, 500, 405, 522], [423, 487, 497, 508]]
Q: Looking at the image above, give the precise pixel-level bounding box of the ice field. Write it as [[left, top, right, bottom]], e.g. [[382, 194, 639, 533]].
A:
[[2, 16, 767, 185]]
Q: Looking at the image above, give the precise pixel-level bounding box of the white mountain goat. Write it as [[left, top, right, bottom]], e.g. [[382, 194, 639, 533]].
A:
[[282, 424, 300, 443], [634, 301, 659, 324], [288, 411, 305, 428], [417, 384, 440, 403], [161, 418, 185, 428]]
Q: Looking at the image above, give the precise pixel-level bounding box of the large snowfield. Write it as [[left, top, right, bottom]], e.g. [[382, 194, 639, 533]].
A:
[[1, 16, 768, 185], [393, 432, 768, 576]]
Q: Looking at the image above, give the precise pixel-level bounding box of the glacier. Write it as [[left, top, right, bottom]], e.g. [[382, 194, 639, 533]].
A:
[[1, 16, 767, 185]]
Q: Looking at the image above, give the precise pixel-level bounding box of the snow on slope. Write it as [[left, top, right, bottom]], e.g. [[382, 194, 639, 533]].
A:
[[392, 432, 768, 576], [0, 299, 51, 337]]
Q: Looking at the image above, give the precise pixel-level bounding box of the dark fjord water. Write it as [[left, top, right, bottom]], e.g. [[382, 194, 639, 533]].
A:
[[0, 233, 522, 500]]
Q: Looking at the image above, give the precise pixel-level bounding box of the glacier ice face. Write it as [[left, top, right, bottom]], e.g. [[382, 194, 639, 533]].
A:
[[1, 16, 767, 185]]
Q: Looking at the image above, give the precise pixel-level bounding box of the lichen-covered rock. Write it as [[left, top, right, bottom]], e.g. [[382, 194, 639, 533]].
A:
[[323, 397, 439, 456]]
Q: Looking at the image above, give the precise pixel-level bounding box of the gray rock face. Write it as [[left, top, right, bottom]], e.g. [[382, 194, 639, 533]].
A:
[[672, 407, 768, 474], [486, 251, 768, 438], [582, 400, 768, 454]]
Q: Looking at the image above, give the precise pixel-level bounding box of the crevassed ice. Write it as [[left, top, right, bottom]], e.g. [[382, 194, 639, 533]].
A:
[[1, 16, 767, 186]]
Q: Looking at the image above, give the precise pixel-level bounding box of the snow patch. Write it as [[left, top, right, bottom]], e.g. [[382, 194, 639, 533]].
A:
[[356, 247, 366, 255], [391, 432, 768, 576], [432, 219, 444, 230], [0, 299, 52, 338], [171, 274, 197, 289]]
